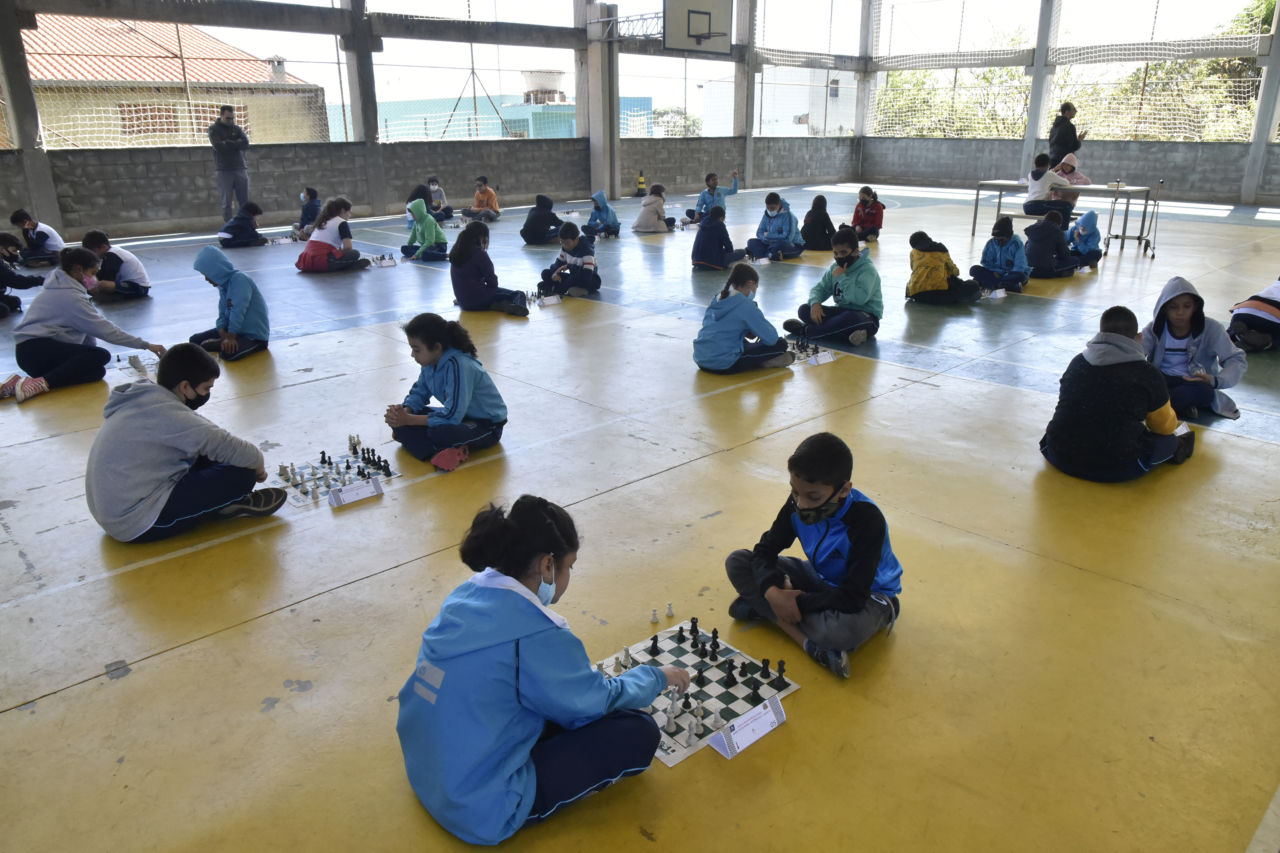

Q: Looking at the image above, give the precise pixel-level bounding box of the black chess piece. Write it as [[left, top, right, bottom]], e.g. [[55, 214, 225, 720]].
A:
[[690, 617, 699, 640], [747, 677, 762, 703], [648, 635, 660, 656], [709, 646, 719, 663], [760, 658, 771, 679], [681, 694, 692, 711], [696, 641, 708, 659], [675, 626, 686, 644], [738, 661, 749, 678], [772, 660, 788, 688], [319, 450, 326, 465], [711, 628, 719, 643], [723, 663, 738, 688], [345, 459, 351, 471], [694, 665, 707, 688]]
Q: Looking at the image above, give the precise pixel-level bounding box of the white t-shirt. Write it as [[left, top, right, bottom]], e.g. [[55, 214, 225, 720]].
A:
[[1026, 169, 1073, 202], [1233, 280, 1280, 323], [107, 247, 149, 285], [308, 217, 351, 250], [1158, 327, 1193, 378], [35, 222, 65, 252]]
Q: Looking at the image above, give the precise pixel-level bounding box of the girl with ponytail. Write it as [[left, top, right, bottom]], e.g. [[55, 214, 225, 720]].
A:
[[397, 496, 690, 845], [383, 312, 508, 470], [692, 262, 795, 374], [851, 185, 884, 243]]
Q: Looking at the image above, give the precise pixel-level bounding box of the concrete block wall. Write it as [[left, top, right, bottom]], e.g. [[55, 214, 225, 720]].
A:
[[1036, 139, 1252, 204], [753, 137, 855, 186], [1255, 143, 1280, 205], [619, 137, 748, 195], [0, 150, 31, 223], [857, 138, 1023, 188]]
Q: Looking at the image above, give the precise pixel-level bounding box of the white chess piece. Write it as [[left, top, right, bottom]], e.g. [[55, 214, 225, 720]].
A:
[[612, 656, 623, 675], [666, 603, 674, 618], [621, 647, 633, 668], [650, 608, 659, 624], [597, 662, 606, 675]]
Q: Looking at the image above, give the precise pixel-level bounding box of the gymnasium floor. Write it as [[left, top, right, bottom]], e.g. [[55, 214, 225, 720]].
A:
[[1, 183, 1278, 852]]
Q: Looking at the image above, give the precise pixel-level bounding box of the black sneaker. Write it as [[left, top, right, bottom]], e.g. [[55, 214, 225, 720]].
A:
[[804, 639, 850, 678], [215, 487, 288, 519], [782, 319, 806, 337], [1171, 431, 1195, 465], [727, 596, 761, 622]]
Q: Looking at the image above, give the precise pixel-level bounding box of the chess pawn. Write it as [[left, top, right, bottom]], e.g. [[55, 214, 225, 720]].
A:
[[597, 662, 606, 675], [621, 646, 633, 668], [650, 608, 659, 624], [612, 656, 623, 675], [666, 603, 674, 618]]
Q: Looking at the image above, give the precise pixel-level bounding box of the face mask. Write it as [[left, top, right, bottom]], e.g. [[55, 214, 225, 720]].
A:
[[429, 184, 438, 191], [766, 210, 778, 218], [796, 491, 844, 525], [834, 254, 852, 268], [537, 575, 556, 606], [299, 192, 307, 202], [185, 390, 211, 411], [746, 289, 757, 301]]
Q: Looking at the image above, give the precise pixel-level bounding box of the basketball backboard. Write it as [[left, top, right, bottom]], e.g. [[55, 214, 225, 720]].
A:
[[663, 0, 733, 55]]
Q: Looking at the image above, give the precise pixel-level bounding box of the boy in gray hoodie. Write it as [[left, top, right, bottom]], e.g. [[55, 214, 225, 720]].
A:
[[85, 343, 287, 542]]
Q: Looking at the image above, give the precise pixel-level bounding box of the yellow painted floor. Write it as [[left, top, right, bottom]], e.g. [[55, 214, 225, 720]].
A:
[[2, 186, 1278, 852]]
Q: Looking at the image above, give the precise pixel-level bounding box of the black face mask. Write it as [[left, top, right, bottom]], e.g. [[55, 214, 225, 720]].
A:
[[834, 254, 853, 268], [796, 490, 845, 525], [185, 390, 211, 411]]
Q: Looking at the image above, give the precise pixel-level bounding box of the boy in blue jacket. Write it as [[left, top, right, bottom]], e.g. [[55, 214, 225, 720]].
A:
[[1067, 209, 1102, 272], [582, 190, 620, 239], [690, 206, 747, 271], [684, 170, 739, 224], [384, 313, 508, 470], [291, 187, 321, 240], [397, 496, 690, 845], [190, 246, 269, 361], [539, 223, 600, 297], [746, 193, 804, 261], [969, 216, 1031, 293], [782, 228, 881, 346], [218, 202, 268, 248], [725, 432, 902, 678]]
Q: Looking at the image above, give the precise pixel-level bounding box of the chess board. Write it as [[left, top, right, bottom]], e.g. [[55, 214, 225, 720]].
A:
[[268, 448, 399, 508], [596, 620, 800, 767]]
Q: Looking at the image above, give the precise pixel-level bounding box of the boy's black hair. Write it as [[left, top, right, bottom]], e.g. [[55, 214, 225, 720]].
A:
[[448, 220, 489, 265], [649, 184, 665, 196], [707, 205, 726, 221], [0, 232, 24, 251], [157, 342, 221, 391], [475, 175, 488, 185], [559, 221, 580, 239], [909, 230, 931, 250], [831, 228, 857, 249], [219, 105, 235, 115], [82, 229, 110, 250], [9, 209, 32, 226], [1060, 101, 1074, 114], [59, 247, 100, 273], [427, 175, 440, 184], [705, 172, 717, 184], [304, 187, 318, 200], [1099, 306, 1139, 339], [788, 432, 853, 487], [764, 192, 781, 206], [1044, 210, 1062, 226], [1034, 153, 1051, 168], [241, 202, 263, 216]]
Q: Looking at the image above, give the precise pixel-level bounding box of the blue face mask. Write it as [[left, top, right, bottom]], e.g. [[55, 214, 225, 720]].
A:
[[537, 575, 556, 605]]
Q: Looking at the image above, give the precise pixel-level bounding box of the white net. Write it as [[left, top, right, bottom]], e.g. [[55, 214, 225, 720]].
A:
[[869, 67, 1030, 138], [754, 66, 856, 137], [870, 0, 1037, 58], [1050, 61, 1262, 142], [1056, 0, 1268, 47], [755, 0, 863, 54]]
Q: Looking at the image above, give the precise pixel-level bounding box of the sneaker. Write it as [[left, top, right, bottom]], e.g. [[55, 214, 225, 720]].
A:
[[727, 596, 761, 622], [1089, 264, 1098, 272], [495, 294, 530, 317], [214, 487, 288, 519], [769, 250, 782, 262], [1231, 325, 1274, 353], [0, 374, 19, 399], [429, 446, 469, 472], [1182, 406, 1199, 421], [804, 640, 850, 678], [865, 234, 877, 243], [565, 286, 590, 298], [782, 319, 806, 337], [356, 258, 372, 270], [1172, 431, 1196, 465], [14, 376, 49, 403], [680, 217, 691, 226], [848, 329, 868, 347], [762, 351, 796, 368]]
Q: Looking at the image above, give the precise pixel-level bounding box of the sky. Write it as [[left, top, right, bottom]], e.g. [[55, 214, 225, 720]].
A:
[[201, 0, 1261, 114]]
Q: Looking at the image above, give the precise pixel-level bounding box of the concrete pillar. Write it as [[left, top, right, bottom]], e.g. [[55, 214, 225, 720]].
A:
[[338, 0, 388, 214], [852, 0, 876, 140], [1242, 6, 1280, 204], [574, 0, 591, 139], [0, 0, 62, 231], [1020, 0, 1060, 177], [585, 3, 620, 198], [733, 0, 757, 186]]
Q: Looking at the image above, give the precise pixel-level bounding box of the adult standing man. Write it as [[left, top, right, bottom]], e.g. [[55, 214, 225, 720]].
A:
[[208, 105, 250, 221], [1048, 101, 1087, 168]]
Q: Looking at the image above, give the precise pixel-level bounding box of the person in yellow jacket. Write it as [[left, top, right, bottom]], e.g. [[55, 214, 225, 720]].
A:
[[904, 231, 980, 304]]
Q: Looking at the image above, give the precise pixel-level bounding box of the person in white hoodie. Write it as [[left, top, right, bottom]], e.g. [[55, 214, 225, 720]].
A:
[[84, 343, 287, 542], [631, 184, 675, 233], [3, 248, 165, 403]]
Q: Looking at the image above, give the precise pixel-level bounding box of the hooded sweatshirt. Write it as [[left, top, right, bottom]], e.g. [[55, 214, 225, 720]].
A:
[[1067, 210, 1101, 256], [585, 190, 619, 231], [519, 195, 563, 244], [692, 290, 783, 370], [207, 120, 249, 171], [450, 248, 501, 310], [194, 246, 270, 341], [298, 197, 322, 229], [1141, 277, 1247, 418], [219, 209, 262, 243], [13, 268, 152, 349], [1231, 280, 1280, 325], [84, 380, 264, 541], [694, 176, 739, 217], [403, 347, 507, 426], [690, 218, 739, 269], [1026, 167, 1073, 202], [1024, 219, 1072, 271], [397, 569, 667, 845], [809, 253, 883, 318], [851, 199, 884, 232], [980, 234, 1030, 275], [801, 204, 837, 251], [906, 238, 960, 297], [1048, 113, 1082, 166], [1042, 332, 1177, 469], [632, 193, 671, 232], [406, 199, 447, 255], [755, 198, 802, 246], [1, 252, 46, 292], [1052, 153, 1091, 203]]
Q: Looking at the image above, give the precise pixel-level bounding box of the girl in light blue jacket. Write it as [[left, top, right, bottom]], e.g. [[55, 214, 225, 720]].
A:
[[397, 496, 691, 845], [693, 263, 794, 373]]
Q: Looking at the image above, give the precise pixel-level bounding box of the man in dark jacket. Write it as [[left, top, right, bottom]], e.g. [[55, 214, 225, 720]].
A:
[[1048, 102, 1086, 167], [208, 105, 250, 221]]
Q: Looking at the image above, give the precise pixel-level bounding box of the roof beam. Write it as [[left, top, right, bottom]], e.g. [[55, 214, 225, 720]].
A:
[[368, 14, 585, 50], [14, 0, 350, 35]]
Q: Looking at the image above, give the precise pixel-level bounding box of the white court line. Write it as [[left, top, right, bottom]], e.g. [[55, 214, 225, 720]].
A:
[[1246, 781, 1280, 853]]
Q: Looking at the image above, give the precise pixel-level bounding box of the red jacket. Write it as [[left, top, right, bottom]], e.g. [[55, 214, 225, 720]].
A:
[[852, 200, 884, 231], [295, 241, 338, 272]]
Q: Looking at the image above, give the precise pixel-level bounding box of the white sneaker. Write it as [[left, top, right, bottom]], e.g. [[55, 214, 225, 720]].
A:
[[847, 329, 868, 347]]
